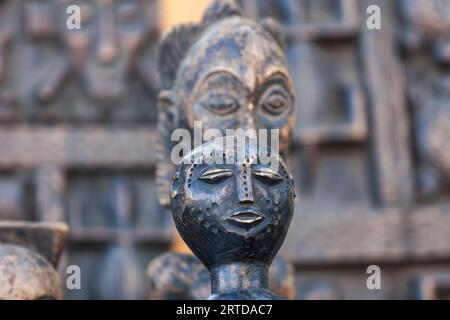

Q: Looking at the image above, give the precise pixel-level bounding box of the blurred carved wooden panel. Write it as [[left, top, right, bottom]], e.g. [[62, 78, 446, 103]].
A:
[[65, 171, 170, 299], [242, 0, 450, 299], [0, 0, 449, 300], [0, 0, 167, 300], [398, 0, 450, 201], [1, 0, 160, 124]]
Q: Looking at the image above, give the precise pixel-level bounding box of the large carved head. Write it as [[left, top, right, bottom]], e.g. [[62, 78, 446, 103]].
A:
[[170, 137, 295, 269], [55, 0, 154, 100], [0, 221, 68, 300], [157, 0, 296, 207]]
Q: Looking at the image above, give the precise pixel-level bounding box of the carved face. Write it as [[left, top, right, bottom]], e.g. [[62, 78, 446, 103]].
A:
[[170, 139, 295, 269], [58, 0, 150, 100], [170, 17, 296, 154]]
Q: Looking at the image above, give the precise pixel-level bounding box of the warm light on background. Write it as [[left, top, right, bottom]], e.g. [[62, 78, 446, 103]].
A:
[[159, 0, 211, 31]]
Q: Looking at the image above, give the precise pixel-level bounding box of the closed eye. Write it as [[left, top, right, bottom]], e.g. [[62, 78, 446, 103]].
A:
[[202, 95, 240, 115], [199, 168, 233, 184], [252, 168, 283, 185]]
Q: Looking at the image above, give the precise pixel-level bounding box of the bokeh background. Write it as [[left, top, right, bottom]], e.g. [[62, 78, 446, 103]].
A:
[[0, 0, 449, 299]]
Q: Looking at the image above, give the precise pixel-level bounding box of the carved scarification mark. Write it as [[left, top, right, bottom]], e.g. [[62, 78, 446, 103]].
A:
[[199, 168, 233, 182], [252, 168, 283, 184]]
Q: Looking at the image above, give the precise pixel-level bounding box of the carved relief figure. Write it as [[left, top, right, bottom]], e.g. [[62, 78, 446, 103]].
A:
[[23, 0, 158, 122], [416, 76, 450, 194], [400, 0, 450, 197], [0, 221, 68, 300], [29, 0, 156, 101], [170, 138, 295, 299], [148, 0, 296, 299], [0, 0, 16, 117]]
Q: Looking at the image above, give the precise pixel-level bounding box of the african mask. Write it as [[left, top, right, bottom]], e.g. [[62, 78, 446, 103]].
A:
[[32, 0, 156, 102], [0, 221, 68, 300], [156, 0, 296, 208], [170, 137, 295, 300]]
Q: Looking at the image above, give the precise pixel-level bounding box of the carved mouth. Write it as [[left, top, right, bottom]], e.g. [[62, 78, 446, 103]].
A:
[[86, 67, 125, 99], [226, 209, 264, 227]]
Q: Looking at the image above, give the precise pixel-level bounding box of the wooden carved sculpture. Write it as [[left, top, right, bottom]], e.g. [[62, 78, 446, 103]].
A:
[[148, 0, 296, 299], [400, 0, 450, 197], [170, 138, 295, 300], [0, 221, 68, 300]]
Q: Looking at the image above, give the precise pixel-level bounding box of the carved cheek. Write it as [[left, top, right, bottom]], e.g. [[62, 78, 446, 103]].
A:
[[184, 178, 194, 201], [251, 177, 271, 201], [217, 118, 244, 130], [121, 31, 145, 56], [278, 184, 293, 218]]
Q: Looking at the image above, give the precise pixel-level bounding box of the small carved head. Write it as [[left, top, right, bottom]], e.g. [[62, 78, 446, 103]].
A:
[[170, 137, 295, 269]]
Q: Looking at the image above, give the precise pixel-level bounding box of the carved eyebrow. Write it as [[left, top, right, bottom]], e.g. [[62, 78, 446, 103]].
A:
[[193, 69, 250, 100], [199, 69, 245, 87], [259, 71, 295, 96], [199, 168, 233, 181], [252, 167, 283, 182]]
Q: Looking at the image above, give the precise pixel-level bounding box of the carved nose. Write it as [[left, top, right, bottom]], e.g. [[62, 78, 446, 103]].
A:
[[97, 15, 118, 65], [244, 102, 256, 131], [237, 166, 254, 203], [98, 43, 117, 64]]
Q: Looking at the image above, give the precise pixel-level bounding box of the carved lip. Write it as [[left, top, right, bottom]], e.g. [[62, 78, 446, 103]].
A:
[[226, 209, 264, 227]]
